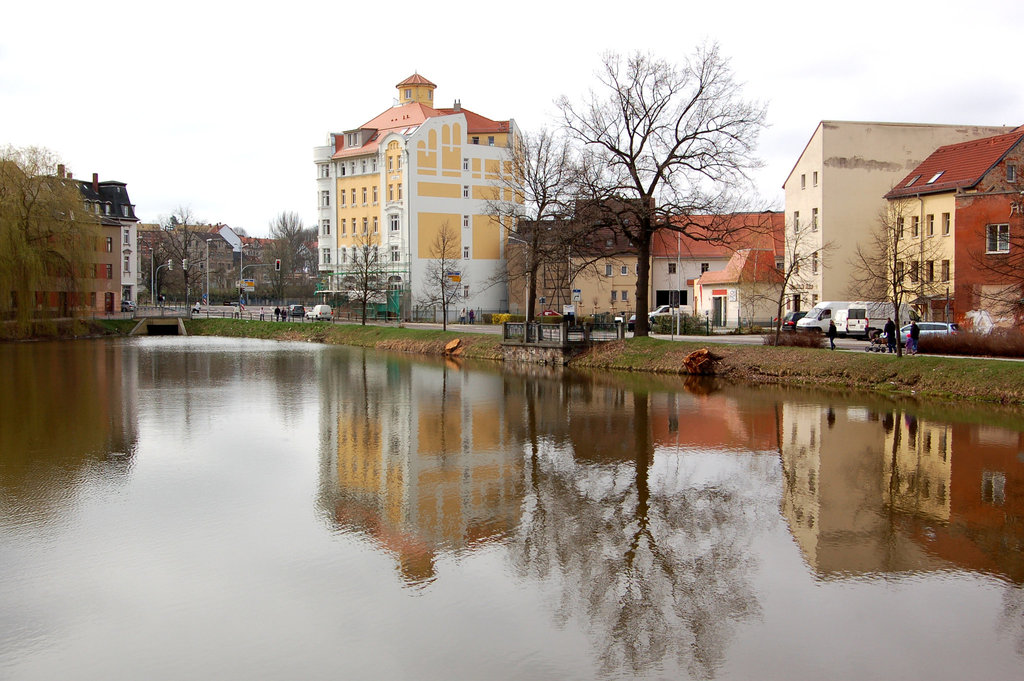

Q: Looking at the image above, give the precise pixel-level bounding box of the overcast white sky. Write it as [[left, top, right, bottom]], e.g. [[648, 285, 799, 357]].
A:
[[4, 0, 1022, 236]]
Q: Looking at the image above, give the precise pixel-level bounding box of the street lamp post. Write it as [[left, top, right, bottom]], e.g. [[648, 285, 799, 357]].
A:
[[149, 247, 155, 306], [205, 239, 212, 306], [154, 259, 172, 313]]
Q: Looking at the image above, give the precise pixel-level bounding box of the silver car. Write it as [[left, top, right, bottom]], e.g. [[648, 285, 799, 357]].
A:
[[900, 322, 959, 338]]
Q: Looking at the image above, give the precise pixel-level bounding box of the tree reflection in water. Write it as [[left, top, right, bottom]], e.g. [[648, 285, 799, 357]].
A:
[[512, 382, 767, 679]]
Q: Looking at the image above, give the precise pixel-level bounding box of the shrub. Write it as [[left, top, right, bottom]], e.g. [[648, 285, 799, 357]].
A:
[[490, 313, 524, 324], [762, 331, 826, 348], [919, 329, 1024, 358], [652, 313, 705, 335]]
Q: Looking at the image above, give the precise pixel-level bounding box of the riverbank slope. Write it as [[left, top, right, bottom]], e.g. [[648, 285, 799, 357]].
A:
[[177, 319, 1024, 405]]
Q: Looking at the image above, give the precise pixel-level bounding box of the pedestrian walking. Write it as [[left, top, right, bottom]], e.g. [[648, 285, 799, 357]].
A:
[[908, 320, 920, 355], [460, 307, 466, 324], [260, 307, 265, 321], [827, 320, 837, 350], [274, 306, 281, 321], [884, 318, 896, 353], [468, 309, 475, 325]]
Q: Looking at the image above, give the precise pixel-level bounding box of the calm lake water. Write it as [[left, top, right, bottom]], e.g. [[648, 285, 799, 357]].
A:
[[1, 336, 1022, 680]]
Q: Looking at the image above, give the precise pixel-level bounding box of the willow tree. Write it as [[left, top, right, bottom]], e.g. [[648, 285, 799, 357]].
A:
[[558, 46, 766, 336], [0, 146, 98, 324]]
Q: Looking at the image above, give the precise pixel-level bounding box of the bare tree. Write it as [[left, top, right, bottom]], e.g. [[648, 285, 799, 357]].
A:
[[486, 128, 577, 322], [419, 221, 463, 330], [0, 145, 98, 323], [768, 223, 834, 344], [558, 46, 767, 336], [345, 231, 388, 325], [849, 198, 941, 356], [159, 206, 207, 305]]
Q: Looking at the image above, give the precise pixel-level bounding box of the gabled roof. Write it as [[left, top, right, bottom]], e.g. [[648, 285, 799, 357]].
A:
[[886, 129, 1024, 199], [651, 212, 784, 259], [435, 107, 510, 134], [696, 248, 783, 286]]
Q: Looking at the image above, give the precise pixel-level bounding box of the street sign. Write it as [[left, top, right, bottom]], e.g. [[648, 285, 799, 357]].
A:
[[572, 289, 581, 302], [447, 271, 461, 283], [243, 278, 255, 292]]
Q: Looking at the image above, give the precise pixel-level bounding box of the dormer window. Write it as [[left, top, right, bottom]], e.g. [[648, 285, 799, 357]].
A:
[[927, 171, 944, 184], [906, 174, 922, 187]]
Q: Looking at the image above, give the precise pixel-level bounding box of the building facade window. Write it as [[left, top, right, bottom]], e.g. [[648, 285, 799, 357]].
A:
[[339, 191, 345, 206], [812, 252, 819, 274], [605, 264, 613, 277], [926, 260, 934, 282], [897, 217, 905, 239], [472, 136, 479, 144], [942, 213, 951, 235], [362, 218, 368, 234], [668, 262, 676, 274], [462, 158, 469, 170], [700, 262, 709, 273], [322, 249, 331, 264], [611, 290, 617, 302], [391, 245, 400, 262], [388, 184, 393, 201], [987, 223, 1010, 253], [488, 136, 495, 146], [351, 189, 356, 205], [620, 265, 628, 275], [1009, 164, 1017, 182], [372, 186, 378, 204], [322, 219, 330, 235], [390, 214, 400, 232], [463, 215, 470, 228], [321, 191, 330, 207], [462, 185, 469, 198], [319, 164, 329, 178], [373, 217, 378, 234], [941, 259, 950, 281], [341, 219, 346, 234], [105, 264, 113, 279], [105, 237, 113, 252], [123, 255, 131, 273], [926, 214, 934, 236], [463, 246, 470, 258], [621, 290, 628, 301], [793, 211, 800, 231], [909, 260, 919, 283], [911, 216, 919, 238], [800, 174, 806, 189], [362, 188, 367, 205], [397, 184, 402, 199], [811, 208, 818, 231], [813, 171, 818, 186]]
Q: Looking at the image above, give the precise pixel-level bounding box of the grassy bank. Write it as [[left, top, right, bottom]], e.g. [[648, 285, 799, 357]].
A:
[[0, 317, 136, 341], [182, 319, 1024, 405]]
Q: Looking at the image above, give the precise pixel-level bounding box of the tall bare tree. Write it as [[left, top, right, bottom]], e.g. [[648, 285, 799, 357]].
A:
[[848, 198, 940, 356], [558, 45, 767, 336], [159, 206, 207, 304], [419, 221, 463, 330], [769, 222, 834, 343], [0, 145, 98, 323], [345, 231, 388, 325], [486, 128, 576, 322]]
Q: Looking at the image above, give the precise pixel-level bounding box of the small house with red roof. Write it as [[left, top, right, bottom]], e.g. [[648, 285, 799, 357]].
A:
[[314, 75, 519, 318], [650, 212, 783, 314], [885, 127, 1024, 326], [694, 247, 784, 328]]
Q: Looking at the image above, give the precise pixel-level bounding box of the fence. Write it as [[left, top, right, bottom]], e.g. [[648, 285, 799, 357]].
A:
[[502, 321, 624, 345]]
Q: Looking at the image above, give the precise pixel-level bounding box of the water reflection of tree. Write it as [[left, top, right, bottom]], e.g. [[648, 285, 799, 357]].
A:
[[513, 386, 762, 679]]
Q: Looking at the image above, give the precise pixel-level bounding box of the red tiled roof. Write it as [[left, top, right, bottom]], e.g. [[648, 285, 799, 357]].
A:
[[331, 102, 511, 159], [886, 129, 1024, 198], [396, 73, 436, 88], [697, 248, 783, 286], [651, 212, 784, 259], [435, 107, 509, 134]]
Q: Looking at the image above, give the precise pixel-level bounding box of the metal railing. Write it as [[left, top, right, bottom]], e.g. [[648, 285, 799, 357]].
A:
[[502, 321, 624, 345]]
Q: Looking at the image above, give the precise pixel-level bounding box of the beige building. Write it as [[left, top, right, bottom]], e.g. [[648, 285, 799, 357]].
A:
[[783, 121, 1013, 310]]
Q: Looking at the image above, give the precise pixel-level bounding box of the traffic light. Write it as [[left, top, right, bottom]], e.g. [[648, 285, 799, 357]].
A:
[[275, 259, 281, 271]]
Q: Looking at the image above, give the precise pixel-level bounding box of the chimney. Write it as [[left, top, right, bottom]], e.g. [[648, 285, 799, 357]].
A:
[[453, 99, 461, 111], [92, 173, 99, 192], [57, 164, 65, 179], [67, 171, 72, 179]]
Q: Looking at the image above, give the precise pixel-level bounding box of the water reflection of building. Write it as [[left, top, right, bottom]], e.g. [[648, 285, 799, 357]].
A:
[[781, 401, 1024, 583], [318, 353, 523, 585], [0, 340, 140, 515]]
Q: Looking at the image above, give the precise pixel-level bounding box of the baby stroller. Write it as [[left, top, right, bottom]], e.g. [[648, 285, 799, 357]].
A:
[[865, 332, 889, 352]]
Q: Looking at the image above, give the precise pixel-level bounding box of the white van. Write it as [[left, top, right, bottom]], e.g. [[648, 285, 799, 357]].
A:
[[307, 304, 333, 321], [835, 301, 912, 338], [795, 301, 850, 333]]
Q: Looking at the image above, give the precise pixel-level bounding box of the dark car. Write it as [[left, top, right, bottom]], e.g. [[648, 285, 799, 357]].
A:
[[288, 304, 306, 318], [779, 311, 806, 331]]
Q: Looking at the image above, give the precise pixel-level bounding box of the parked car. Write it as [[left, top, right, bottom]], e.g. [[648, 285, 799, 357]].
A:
[[120, 300, 136, 312], [900, 322, 959, 338], [288, 304, 306, 318], [648, 304, 679, 326], [223, 301, 238, 307], [775, 310, 806, 331]]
